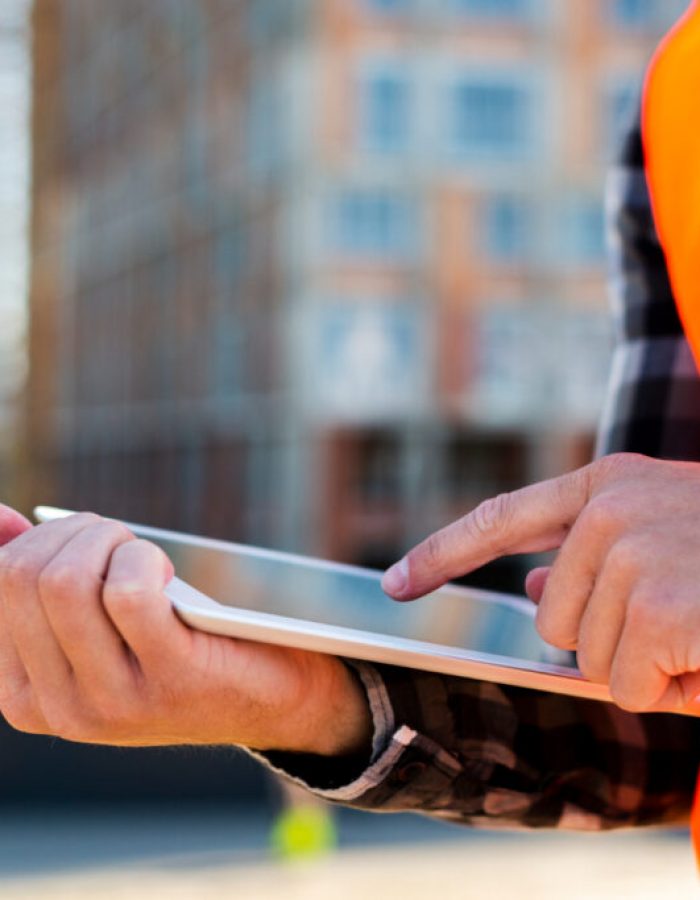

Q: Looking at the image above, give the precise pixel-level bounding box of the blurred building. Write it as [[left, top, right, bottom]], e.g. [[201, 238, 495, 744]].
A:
[[0, 0, 31, 504], [26, 0, 685, 576]]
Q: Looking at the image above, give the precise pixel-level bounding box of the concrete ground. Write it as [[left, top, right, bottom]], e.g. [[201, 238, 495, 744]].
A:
[[0, 806, 694, 899]]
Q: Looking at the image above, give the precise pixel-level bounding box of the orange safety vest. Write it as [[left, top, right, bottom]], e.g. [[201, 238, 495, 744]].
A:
[[641, 0, 700, 865]]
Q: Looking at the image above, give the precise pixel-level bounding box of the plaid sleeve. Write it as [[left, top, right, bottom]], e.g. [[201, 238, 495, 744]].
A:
[[596, 111, 700, 461], [259, 110, 700, 829], [261, 661, 699, 829]]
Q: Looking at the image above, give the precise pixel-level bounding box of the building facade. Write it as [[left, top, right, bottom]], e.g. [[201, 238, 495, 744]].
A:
[[26, 0, 682, 582], [0, 0, 31, 506]]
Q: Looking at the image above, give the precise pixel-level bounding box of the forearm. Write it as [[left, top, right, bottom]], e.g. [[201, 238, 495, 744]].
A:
[[285, 654, 373, 759]]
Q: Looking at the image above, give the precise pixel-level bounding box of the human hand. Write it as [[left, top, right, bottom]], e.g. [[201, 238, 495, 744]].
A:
[[0, 507, 372, 755], [381, 453, 700, 715]]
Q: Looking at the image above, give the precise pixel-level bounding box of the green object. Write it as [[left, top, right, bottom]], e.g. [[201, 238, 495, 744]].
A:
[[270, 804, 338, 860]]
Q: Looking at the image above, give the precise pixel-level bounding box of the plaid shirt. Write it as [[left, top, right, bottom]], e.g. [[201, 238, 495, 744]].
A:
[[261, 112, 700, 830]]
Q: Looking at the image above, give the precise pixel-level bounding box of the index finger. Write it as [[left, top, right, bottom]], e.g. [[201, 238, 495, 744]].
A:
[[381, 466, 593, 601]]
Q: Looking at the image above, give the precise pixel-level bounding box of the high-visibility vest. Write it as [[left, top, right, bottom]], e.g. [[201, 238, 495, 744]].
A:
[[641, 0, 700, 865]]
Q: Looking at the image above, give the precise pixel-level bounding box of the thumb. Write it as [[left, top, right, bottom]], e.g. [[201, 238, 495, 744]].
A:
[[0, 504, 32, 546]]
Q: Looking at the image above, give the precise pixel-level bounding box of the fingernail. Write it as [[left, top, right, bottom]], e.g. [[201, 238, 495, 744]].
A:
[[382, 558, 409, 597]]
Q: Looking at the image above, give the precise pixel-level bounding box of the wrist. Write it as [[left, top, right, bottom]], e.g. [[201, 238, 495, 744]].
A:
[[293, 657, 373, 758]]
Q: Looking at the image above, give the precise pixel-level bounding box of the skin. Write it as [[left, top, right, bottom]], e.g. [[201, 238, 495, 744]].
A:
[[381, 452, 700, 715], [0, 508, 372, 755]]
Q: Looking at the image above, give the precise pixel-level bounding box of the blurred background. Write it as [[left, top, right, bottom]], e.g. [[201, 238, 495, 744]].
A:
[[0, 0, 697, 896]]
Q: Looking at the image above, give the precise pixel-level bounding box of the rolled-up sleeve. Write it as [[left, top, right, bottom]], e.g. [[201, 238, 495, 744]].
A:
[[258, 661, 699, 829]]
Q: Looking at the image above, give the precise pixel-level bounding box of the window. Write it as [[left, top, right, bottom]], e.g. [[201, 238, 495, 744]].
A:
[[356, 432, 401, 503], [312, 302, 424, 419], [482, 195, 530, 263], [448, 0, 531, 18], [560, 312, 613, 424], [246, 73, 286, 177], [365, 0, 412, 13], [444, 434, 525, 500], [609, 0, 656, 28], [451, 76, 532, 160], [607, 0, 687, 30], [330, 190, 415, 258], [213, 228, 246, 295], [560, 193, 606, 266], [248, 2, 300, 42], [472, 307, 541, 423], [361, 67, 410, 154]]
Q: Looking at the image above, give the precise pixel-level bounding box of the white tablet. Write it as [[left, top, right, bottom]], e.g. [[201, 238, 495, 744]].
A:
[[34, 505, 613, 705]]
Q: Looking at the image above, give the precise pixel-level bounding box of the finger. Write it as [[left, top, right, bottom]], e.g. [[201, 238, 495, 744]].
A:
[[0, 504, 32, 545], [0, 602, 48, 733], [382, 466, 594, 600], [524, 567, 551, 604], [38, 521, 138, 695], [0, 623, 29, 702], [0, 514, 100, 701], [535, 506, 618, 651], [102, 540, 190, 673], [574, 547, 636, 683], [0, 512, 98, 561], [0, 542, 40, 728], [608, 613, 669, 712]]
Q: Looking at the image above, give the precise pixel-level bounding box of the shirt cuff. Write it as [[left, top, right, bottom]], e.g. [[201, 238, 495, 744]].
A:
[[251, 660, 464, 803]]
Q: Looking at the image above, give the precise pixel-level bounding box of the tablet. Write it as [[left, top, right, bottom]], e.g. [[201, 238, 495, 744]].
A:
[[34, 505, 613, 705]]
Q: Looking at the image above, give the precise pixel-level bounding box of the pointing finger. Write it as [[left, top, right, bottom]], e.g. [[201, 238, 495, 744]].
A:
[[382, 466, 594, 601]]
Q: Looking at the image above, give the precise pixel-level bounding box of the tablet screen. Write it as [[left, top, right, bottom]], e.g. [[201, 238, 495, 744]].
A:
[[131, 527, 572, 669]]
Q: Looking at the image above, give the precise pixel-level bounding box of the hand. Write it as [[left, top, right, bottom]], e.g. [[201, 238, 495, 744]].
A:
[[381, 453, 700, 715], [0, 507, 372, 755]]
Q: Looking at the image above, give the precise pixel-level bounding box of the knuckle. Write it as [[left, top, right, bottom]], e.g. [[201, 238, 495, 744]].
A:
[[535, 605, 577, 651], [101, 521, 133, 543], [1, 556, 38, 595], [626, 589, 660, 633], [469, 494, 512, 543], [37, 563, 82, 600], [41, 702, 90, 742], [416, 532, 446, 575], [581, 495, 623, 535], [67, 512, 101, 529], [84, 703, 132, 737], [576, 647, 607, 684], [1, 696, 44, 735], [606, 537, 642, 578], [594, 452, 645, 481]]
